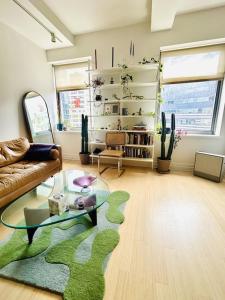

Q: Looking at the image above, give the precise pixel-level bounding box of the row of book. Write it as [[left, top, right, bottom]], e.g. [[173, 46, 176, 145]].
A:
[[123, 147, 151, 158], [127, 133, 153, 145]]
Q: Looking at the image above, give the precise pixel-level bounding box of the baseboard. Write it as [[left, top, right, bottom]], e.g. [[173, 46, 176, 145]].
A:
[[153, 161, 194, 172], [63, 153, 79, 160], [170, 162, 194, 172], [63, 154, 194, 172]]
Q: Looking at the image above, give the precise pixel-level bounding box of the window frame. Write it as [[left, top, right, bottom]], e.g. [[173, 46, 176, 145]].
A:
[[161, 79, 223, 135]]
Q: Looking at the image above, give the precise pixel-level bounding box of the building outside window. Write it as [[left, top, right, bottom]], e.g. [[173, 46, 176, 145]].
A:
[[59, 89, 89, 128], [160, 45, 225, 134]]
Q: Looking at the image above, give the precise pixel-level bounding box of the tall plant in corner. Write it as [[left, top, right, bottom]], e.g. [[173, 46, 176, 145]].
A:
[[79, 114, 90, 165], [157, 112, 176, 173]]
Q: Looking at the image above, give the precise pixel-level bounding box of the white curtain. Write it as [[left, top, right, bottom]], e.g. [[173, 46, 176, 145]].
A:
[[54, 62, 89, 91], [161, 45, 225, 84]]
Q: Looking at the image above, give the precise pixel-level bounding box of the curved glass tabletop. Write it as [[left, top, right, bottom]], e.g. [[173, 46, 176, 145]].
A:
[[1, 170, 109, 229]]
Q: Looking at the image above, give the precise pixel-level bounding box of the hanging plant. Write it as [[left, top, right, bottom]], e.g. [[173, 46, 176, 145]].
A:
[[145, 112, 156, 117], [120, 73, 133, 97], [90, 77, 105, 94], [159, 63, 163, 72], [157, 92, 164, 104], [138, 57, 159, 65], [118, 63, 128, 70], [121, 73, 133, 85]]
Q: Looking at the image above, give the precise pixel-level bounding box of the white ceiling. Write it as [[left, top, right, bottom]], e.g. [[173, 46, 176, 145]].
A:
[[0, 0, 225, 49], [43, 0, 150, 35], [151, 0, 225, 31], [178, 0, 225, 14]]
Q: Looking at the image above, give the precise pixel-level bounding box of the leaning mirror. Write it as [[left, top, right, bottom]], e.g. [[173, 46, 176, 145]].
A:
[[23, 91, 54, 144]]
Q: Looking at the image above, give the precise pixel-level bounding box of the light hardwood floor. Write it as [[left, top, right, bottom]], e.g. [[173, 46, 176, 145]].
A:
[[1, 161, 225, 300]]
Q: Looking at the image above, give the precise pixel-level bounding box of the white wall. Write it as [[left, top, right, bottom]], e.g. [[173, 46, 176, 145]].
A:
[[47, 7, 225, 169], [0, 21, 55, 141]]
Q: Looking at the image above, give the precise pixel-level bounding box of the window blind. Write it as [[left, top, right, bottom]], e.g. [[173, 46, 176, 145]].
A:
[[54, 62, 89, 91], [161, 45, 225, 84]]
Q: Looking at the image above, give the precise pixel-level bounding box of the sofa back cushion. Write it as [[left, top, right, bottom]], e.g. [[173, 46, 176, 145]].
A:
[[0, 137, 30, 167]]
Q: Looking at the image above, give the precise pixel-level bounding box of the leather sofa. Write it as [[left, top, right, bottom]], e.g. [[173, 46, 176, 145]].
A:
[[0, 137, 62, 208]]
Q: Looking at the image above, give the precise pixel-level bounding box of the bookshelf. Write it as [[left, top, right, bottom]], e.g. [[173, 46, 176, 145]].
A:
[[88, 63, 160, 169]]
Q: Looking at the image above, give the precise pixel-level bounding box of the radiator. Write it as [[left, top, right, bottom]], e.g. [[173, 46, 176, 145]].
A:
[[194, 152, 225, 182]]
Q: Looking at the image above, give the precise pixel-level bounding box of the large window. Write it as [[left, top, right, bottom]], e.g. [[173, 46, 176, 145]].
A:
[[161, 45, 225, 134], [54, 62, 89, 129], [161, 80, 222, 134]]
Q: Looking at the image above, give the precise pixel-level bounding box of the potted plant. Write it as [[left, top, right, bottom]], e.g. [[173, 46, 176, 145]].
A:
[[157, 112, 186, 173], [157, 112, 175, 173], [79, 114, 90, 165]]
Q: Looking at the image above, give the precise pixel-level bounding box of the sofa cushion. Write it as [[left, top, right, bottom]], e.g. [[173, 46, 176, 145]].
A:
[[0, 159, 60, 198], [0, 137, 30, 168]]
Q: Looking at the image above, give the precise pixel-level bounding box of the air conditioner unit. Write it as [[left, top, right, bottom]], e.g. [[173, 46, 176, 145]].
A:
[[194, 152, 225, 182]]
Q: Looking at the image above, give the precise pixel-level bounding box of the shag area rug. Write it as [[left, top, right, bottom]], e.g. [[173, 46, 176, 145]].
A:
[[0, 190, 129, 300]]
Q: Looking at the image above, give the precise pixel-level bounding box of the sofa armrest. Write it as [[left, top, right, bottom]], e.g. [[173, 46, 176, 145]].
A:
[[55, 144, 63, 170]]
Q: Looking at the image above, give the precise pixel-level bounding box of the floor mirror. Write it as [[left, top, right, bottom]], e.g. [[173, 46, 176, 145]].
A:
[[23, 91, 54, 143]]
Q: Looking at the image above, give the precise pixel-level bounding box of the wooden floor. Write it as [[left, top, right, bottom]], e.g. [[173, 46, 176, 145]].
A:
[[1, 161, 225, 300]]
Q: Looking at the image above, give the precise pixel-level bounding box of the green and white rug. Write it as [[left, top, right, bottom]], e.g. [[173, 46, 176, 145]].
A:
[[0, 190, 129, 300]]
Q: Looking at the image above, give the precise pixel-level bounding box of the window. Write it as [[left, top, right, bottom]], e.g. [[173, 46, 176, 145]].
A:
[[161, 45, 225, 134], [58, 89, 89, 128], [54, 62, 89, 129], [161, 80, 222, 134]]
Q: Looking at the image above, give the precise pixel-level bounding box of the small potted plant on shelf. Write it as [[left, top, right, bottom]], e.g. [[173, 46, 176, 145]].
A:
[[157, 112, 186, 173], [79, 114, 90, 165]]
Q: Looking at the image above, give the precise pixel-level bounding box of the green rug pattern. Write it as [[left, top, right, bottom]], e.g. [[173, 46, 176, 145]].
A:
[[0, 190, 129, 300]]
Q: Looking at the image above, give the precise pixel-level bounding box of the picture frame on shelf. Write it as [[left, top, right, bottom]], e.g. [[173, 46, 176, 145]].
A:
[[104, 104, 111, 115], [112, 104, 120, 115], [104, 103, 120, 115]]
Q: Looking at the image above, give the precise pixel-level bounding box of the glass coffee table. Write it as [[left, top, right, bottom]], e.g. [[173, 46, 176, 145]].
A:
[[1, 170, 109, 244]]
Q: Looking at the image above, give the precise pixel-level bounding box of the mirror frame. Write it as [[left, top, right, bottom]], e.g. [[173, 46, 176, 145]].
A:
[[22, 91, 55, 143]]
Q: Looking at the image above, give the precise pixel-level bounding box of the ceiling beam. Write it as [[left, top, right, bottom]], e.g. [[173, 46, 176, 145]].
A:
[[6, 0, 75, 48], [29, 0, 74, 45], [151, 0, 180, 32]]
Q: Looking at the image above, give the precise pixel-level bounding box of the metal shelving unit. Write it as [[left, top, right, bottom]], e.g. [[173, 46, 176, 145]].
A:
[[88, 63, 160, 169]]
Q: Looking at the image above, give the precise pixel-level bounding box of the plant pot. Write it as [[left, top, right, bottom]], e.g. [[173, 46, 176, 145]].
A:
[[157, 158, 171, 173], [79, 152, 90, 165]]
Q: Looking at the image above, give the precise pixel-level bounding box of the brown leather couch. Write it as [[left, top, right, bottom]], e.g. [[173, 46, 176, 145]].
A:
[[0, 137, 62, 208]]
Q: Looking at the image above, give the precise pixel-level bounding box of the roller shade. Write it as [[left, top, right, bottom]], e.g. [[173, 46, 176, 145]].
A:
[[54, 62, 89, 91], [161, 45, 225, 84]]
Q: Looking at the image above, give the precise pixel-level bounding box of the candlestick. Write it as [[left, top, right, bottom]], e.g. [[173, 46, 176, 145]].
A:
[[94, 49, 97, 70], [112, 46, 114, 67]]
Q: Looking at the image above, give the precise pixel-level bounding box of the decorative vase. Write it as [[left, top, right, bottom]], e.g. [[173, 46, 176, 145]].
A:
[[157, 158, 171, 173], [73, 175, 96, 188], [57, 123, 63, 131], [79, 153, 90, 165]]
